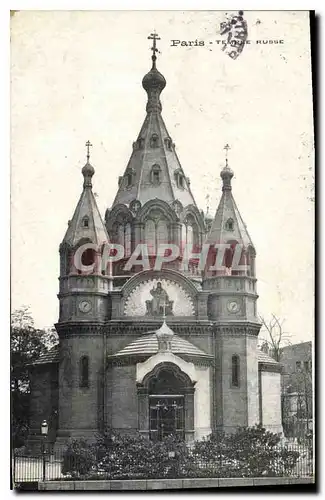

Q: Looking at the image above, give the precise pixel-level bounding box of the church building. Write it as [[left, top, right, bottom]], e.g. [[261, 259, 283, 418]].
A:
[[28, 34, 282, 451]]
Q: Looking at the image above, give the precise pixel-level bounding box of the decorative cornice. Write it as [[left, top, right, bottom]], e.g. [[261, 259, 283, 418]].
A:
[[58, 291, 109, 299], [213, 322, 261, 337], [104, 320, 214, 337], [107, 353, 213, 368], [55, 321, 105, 338], [207, 291, 258, 298]]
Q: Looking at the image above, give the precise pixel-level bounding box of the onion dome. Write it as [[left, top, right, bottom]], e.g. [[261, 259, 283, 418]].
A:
[[82, 140, 95, 188], [82, 162, 95, 188], [142, 32, 166, 113], [220, 163, 234, 191], [142, 65, 166, 93]]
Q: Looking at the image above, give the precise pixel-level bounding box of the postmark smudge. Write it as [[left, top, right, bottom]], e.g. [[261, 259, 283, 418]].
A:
[[220, 10, 248, 60]]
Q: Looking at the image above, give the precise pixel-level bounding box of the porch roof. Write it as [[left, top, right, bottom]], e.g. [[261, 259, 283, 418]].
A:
[[111, 333, 213, 360]]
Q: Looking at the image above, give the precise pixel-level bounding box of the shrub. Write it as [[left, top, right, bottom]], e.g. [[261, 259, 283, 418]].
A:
[[61, 426, 301, 479], [62, 439, 97, 478], [93, 431, 193, 479], [191, 425, 300, 477]]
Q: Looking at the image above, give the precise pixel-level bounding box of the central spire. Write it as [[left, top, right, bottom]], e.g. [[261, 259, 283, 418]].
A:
[[142, 31, 166, 113], [110, 33, 203, 214]]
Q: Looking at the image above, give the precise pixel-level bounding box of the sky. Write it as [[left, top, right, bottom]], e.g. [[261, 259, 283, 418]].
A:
[[10, 10, 314, 344]]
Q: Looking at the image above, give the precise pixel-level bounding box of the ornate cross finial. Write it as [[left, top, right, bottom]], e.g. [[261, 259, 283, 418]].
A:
[[85, 140, 93, 163], [148, 31, 160, 55], [224, 143, 231, 167], [148, 31, 160, 68]]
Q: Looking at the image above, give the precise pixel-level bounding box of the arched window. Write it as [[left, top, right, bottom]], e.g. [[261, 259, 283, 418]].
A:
[[82, 217, 89, 228], [118, 224, 125, 246], [231, 355, 240, 387], [225, 218, 234, 231], [145, 220, 156, 256], [124, 168, 135, 188], [187, 224, 193, 250], [125, 222, 132, 257], [80, 356, 89, 388], [126, 173, 133, 187], [156, 220, 168, 251], [150, 134, 159, 148], [164, 137, 172, 150], [181, 223, 187, 254], [183, 216, 199, 253], [225, 247, 234, 270], [174, 169, 185, 189], [81, 248, 96, 267], [151, 164, 162, 185]]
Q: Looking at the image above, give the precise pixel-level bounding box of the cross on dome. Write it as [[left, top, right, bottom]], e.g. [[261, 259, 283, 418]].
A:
[[147, 31, 161, 68], [85, 140, 93, 163], [148, 31, 160, 54], [224, 143, 231, 167]]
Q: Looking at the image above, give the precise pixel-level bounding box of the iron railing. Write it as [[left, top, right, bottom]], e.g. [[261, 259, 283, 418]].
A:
[[12, 440, 314, 484]]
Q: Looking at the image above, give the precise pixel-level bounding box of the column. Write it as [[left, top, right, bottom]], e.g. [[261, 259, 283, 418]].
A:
[[184, 386, 195, 442], [137, 385, 149, 439], [133, 222, 144, 248]]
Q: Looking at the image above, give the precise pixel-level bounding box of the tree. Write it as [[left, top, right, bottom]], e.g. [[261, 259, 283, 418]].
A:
[[11, 306, 58, 448], [258, 314, 291, 362]]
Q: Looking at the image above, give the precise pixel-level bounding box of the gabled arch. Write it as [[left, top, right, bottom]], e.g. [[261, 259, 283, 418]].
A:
[[73, 237, 94, 251], [71, 237, 98, 274], [182, 204, 206, 232], [121, 268, 199, 300], [137, 199, 179, 224], [142, 362, 194, 390], [106, 203, 133, 237], [170, 199, 183, 219], [107, 203, 133, 224]]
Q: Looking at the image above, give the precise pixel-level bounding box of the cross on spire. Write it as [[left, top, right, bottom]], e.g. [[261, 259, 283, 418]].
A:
[[148, 31, 160, 67], [85, 140, 92, 163], [148, 31, 160, 55], [224, 143, 231, 167]]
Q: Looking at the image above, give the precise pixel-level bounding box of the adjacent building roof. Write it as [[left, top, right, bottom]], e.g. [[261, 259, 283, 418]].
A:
[[257, 350, 280, 365], [32, 345, 59, 365]]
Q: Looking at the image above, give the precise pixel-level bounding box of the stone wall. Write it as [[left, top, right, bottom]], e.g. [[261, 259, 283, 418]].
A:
[[38, 477, 315, 491], [260, 370, 283, 434]]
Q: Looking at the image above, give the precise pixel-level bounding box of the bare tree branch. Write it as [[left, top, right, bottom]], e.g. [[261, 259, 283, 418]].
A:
[[258, 313, 291, 361]]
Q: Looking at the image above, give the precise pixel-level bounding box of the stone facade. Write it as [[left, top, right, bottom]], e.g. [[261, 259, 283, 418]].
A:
[[27, 37, 283, 452], [280, 342, 313, 436]]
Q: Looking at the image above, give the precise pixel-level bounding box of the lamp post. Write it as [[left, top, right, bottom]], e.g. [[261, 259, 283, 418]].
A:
[[41, 420, 48, 482]]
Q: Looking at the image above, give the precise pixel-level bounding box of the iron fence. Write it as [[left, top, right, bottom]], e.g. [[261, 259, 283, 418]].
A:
[[12, 440, 314, 484]]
